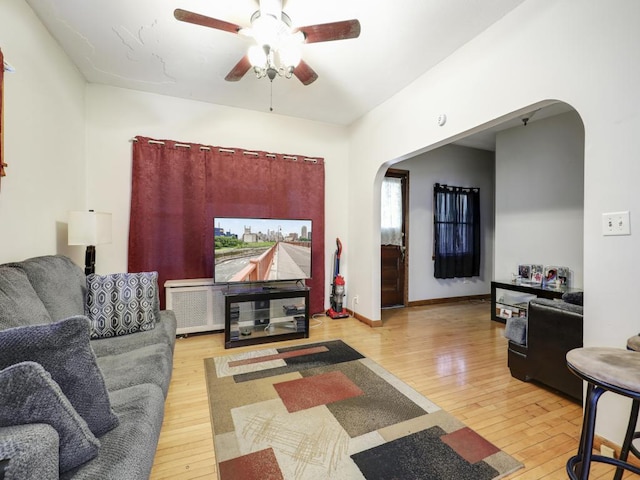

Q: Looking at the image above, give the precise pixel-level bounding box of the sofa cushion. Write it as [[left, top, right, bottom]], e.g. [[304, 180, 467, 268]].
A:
[[97, 343, 173, 396], [562, 291, 584, 306], [86, 272, 159, 339], [0, 265, 52, 330], [18, 255, 87, 321], [0, 316, 119, 437], [0, 423, 60, 480], [532, 297, 583, 314], [0, 362, 100, 473], [504, 316, 527, 346], [60, 384, 166, 480], [90, 310, 177, 357]]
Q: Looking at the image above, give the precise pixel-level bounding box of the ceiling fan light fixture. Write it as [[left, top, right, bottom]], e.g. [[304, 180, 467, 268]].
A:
[[248, 44, 268, 68], [251, 15, 280, 48], [279, 44, 301, 70], [249, 10, 292, 49], [259, 0, 283, 19], [245, 9, 303, 81], [173, 3, 361, 86]]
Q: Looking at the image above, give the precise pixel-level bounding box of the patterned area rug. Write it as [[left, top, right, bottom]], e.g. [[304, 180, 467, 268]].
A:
[[204, 340, 523, 480]]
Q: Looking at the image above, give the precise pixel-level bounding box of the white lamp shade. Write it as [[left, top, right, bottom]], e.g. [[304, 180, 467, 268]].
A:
[[68, 211, 112, 246]]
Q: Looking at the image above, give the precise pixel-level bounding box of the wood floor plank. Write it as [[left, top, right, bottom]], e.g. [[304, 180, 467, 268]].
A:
[[150, 300, 599, 479]]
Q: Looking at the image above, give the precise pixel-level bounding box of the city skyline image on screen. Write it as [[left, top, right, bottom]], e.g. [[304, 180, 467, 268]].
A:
[[213, 217, 312, 284]]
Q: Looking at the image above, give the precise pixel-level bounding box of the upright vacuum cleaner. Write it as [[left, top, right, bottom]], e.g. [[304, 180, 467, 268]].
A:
[[327, 237, 349, 319]]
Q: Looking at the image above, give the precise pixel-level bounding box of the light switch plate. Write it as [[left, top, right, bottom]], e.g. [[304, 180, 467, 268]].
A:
[[602, 211, 630, 236]]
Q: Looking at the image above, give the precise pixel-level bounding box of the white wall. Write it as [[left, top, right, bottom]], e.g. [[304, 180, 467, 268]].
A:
[[394, 145, 495, 302], [347, 0, 640, 444], [0, 0, 86, 265], [84, 85, 350, 303], [495, 111, 584, 286]]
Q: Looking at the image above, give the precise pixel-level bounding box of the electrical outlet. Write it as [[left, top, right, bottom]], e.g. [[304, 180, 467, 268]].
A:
[[601, 444, 615, 458], [353, 295, 359, 305], [602, 211, 630, 236]]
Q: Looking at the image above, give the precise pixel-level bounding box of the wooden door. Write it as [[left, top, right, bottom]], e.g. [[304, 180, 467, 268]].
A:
[[381, 169, 408, 308], [381, 245, 405, 306]]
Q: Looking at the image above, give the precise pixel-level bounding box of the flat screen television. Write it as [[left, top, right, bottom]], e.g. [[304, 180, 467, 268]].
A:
[[213, 217, 312, 284]]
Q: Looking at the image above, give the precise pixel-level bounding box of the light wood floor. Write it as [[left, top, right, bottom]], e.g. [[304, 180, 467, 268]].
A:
[[150, 300, 632, 479]]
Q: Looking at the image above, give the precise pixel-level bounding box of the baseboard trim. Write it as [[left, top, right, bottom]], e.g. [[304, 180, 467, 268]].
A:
[[594, 434, 640, 468], [408, 294, 490, 307], [347, 295, 490, 328], [347, 309, 382, 328]]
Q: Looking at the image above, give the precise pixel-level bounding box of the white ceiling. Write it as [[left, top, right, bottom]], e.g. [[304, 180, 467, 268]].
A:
[[25, 0, 527, 127]]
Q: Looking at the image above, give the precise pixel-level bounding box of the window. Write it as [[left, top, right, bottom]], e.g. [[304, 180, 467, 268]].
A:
[[381, 176, 403, 246], [433, 183, 480, 278]]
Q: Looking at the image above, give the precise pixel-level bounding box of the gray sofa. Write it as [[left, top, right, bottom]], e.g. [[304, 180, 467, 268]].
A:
[[0, 255, 177, 479]]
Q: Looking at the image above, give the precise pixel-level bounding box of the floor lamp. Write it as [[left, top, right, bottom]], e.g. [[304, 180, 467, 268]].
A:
[[68, 210, 112, 275]]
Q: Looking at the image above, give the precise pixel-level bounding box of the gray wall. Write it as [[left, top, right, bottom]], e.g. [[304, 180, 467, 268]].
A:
[[395, 144, 495, 302], [495, 111, 585, 287]]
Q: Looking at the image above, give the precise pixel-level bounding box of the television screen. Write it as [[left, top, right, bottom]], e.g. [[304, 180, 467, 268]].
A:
[[213, 217, 312, 283]]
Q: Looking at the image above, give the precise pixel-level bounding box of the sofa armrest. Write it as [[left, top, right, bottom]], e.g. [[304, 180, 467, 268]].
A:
[[0, 459, 8, 480], [527, 298, 583, 400], [527, 299, 583, 349], [504, 316, 527, 345], [0, 424, 60, 480]]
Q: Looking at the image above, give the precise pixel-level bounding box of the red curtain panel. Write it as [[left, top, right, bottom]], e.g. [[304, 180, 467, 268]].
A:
[[128, 137, 325, 314]]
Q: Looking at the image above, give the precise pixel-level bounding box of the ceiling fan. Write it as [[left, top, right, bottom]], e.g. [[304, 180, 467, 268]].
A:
[[174, 0, 361, 85]]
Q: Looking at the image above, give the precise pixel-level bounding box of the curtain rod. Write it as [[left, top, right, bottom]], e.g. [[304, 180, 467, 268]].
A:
[[130, 137, 319, 163], [434, 183, 479, 192]]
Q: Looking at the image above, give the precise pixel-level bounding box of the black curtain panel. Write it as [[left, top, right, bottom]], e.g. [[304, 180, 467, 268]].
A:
[[433, 183, 480, 279]]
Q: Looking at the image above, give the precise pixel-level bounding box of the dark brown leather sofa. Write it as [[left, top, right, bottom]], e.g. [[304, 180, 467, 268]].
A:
[[507, 295, 583, 402]]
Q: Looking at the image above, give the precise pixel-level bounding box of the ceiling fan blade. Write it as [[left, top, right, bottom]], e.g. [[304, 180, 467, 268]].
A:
[[293, 60, 318, 86], [225, 55, 252, 82], [174, 8, 241, 34], [294, 19, 361, 44]]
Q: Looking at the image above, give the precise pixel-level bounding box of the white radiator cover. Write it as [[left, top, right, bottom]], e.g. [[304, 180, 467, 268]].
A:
[[165, 278, 225, 334]]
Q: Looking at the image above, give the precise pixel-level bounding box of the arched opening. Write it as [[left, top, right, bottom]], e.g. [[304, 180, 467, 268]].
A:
[[377, 100, 585, 317]]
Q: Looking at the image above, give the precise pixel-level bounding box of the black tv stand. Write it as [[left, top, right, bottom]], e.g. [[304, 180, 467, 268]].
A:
[[224, 285, 310, 349]]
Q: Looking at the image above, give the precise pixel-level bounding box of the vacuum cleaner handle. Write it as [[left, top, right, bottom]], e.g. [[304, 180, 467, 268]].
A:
[[333, 238, 343, 277]]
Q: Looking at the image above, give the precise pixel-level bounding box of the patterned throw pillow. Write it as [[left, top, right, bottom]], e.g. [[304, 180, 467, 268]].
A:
[[86, 272, 159, 339]]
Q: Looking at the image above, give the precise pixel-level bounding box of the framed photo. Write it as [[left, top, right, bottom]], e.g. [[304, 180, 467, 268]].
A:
[[557, 267, 570, 286], [518, 264, 531, 279], [530, 264, 543, 284], [543, 266, 558, 286]]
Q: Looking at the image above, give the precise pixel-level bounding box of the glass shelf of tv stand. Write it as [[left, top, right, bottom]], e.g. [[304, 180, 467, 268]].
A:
[[224, 287, 309, 349]]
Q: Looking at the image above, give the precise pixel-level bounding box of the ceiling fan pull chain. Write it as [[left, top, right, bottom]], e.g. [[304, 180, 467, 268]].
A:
[[270, 80, 273, 112]]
